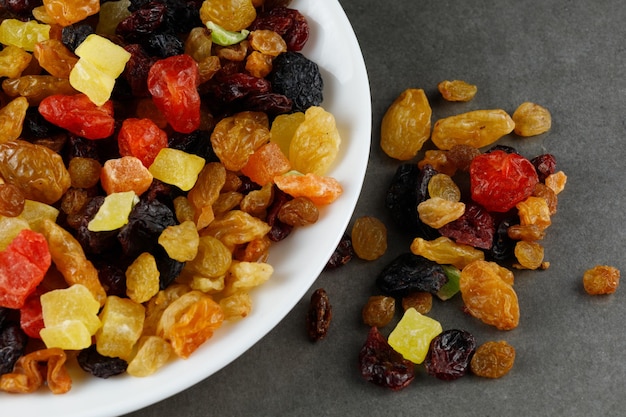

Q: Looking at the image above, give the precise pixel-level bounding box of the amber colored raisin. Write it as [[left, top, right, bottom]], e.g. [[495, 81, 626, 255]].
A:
[[68, 157, 101, 189], [513, 241, 545, 270], [362, 295, 395, 328], [470, 340, 515, 378], [507, 224, 545, 241], [351, 216, 387, 261], [438, 80, 477, 102], [447, 144, 481, 172], [306, 288, 331, 341], [276, 196, 318, 226], [532, 182, 558, 215], [583, 265, 620, 295], [459, 260, 519, 330], [432, 109, 515, 150], [512, 102, 551, 137], [0, 184, 25, 217], [418, 150, 456, 177], [401, 292, 432, 315], [380, 88, 431, 160]]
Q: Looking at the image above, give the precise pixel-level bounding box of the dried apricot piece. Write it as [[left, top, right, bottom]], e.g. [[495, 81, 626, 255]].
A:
[[274, 172, 342, 206], [241, 141, 292, 186], [380, 88, 431, 160]]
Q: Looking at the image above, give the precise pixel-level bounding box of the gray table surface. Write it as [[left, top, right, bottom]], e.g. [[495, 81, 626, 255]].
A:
[[127, 1, 626, 416]]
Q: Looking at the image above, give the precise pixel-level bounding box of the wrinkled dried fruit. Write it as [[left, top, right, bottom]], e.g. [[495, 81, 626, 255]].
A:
[[583, 265, 620, 295], [306, 288, 332, 341]]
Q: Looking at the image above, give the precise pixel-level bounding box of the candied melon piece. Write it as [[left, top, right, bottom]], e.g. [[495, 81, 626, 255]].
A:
[[149, 148, 205, 191], [127, 335, 172, 377], [126, 252, 160, 303], [274, 172, 343, 206], [158, 220, 199, 262], [88, 191, 139, 232], [74, 34, 130, 78], [18, 200, 59, 232], [0, 19, 50, 51], [96, 296, 145, 360], [270, 111, 305, 157], [101, 156, 154, 195], [388, 308, 442, 364], [241, 141, 291, 186], [40, 284, 101, 350], [289, 106, 341, 176], [0, 216, 30, 251]]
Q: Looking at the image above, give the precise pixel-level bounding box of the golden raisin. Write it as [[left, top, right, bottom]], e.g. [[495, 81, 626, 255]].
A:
[[512, 102, 551, 137], [417, 197, 465, 229], [438, 80, 477, 102], [361, 295, 395, 328], [470, 340, 515, 378], [513, 241, 545, 270], [431, 109, 515, 150], [401, 292, 432, 315], [380, 88, 431, 160], [583, 265, 620, 295], [417, 150, 456, 176], [351, 216, 387, 261]]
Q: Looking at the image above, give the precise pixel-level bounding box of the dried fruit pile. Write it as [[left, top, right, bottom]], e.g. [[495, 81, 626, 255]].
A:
[[0, 0, 344, 394], [324, 81, 619, 389]]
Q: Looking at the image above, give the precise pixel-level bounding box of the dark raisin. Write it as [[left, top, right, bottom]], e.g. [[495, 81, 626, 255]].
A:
[[0, 0, 42, 15], [168, 130, 219, 162], [0, 307, 9, 329], [531, 153, 557, 182], [487, 144, 518, 154], [77, 345, 128, 379], [251, 7, 309, 51], [266, 187, 293, 242], [162, 0, 201, 33], [97, 263, 127, 298], [61, 24, 95, 52], [424, 329, 477, 381], [305, 288, 332, 341], [358, 327, 415, 391], [376, 253, 448, 298], [438, 203, 495, 250], [237, 175, 263, 194], [152, 245, 185, 289], [324, 233, 354, 270], [0, 324, 28, 375], [75, 196, 121, 255], [117, 198, 176, 258], [489, 215, 519, 261], [123, 44, 157, 98], [116, 2, 166, 40], [21, 107, 62, 139], [144, 31, 185, 58], [385, 163, 439, 239], [208, 73, 272, 105], [241, 92, 293, 118], [270, 51, 323, 112]]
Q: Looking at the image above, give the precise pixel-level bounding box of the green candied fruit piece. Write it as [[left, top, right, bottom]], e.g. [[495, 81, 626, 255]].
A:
[[88, 191, 139, 232], [0, 19, 50, 52], [388, 308, 442, 364], [148, 148, 206, 191], [206, 21, 249, 46], [436, 265, 461, 301]]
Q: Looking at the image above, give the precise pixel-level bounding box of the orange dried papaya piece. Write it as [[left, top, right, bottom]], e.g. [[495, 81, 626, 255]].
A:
[[241, 141, 291, 186], [273, 173, 342, 206]]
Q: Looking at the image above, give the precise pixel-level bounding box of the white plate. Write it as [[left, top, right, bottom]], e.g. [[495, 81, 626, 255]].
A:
[[0, 1, 371, 416]]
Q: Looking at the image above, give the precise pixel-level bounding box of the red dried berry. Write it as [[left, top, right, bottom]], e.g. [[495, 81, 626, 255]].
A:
[[38, 94, 115, 140], [147, 54, 201, 133], [470, 150, 538, 212]]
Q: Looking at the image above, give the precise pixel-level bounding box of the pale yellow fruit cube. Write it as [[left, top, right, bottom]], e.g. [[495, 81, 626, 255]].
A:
[[74, 34, 131, 78], [40, 320, 93, 350], [96, 296, 145, 360]]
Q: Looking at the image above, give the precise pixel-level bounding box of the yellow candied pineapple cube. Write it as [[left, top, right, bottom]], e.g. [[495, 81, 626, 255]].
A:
[[127, 336, 173, 377], [74, 34, 131, 78], [88, 190, 138, 232], [387, 308, 442, 364], [0, 216, 30, 251], [69, 59, 116, 107], [149, 148, 206, 191], [40, 284, 102, 350], [40, 320, 93, 350], [96, 296, 145, 360]]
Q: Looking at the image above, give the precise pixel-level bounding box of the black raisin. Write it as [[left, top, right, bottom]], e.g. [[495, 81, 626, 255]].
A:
[[489, 215, 519, 262], [424, 329, 477, 381], [270, 51, 323, 112], [61, 24, 95, 52], [152, 245, 185, 290], [376, 253, 448, 298], [144, 32, 185, 58], [117, 198, 176, 258], [77, 345, 128, 379], [324, 233, 354, 270], [358, 327, 415, 391], [0, 324, 28, 375]]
